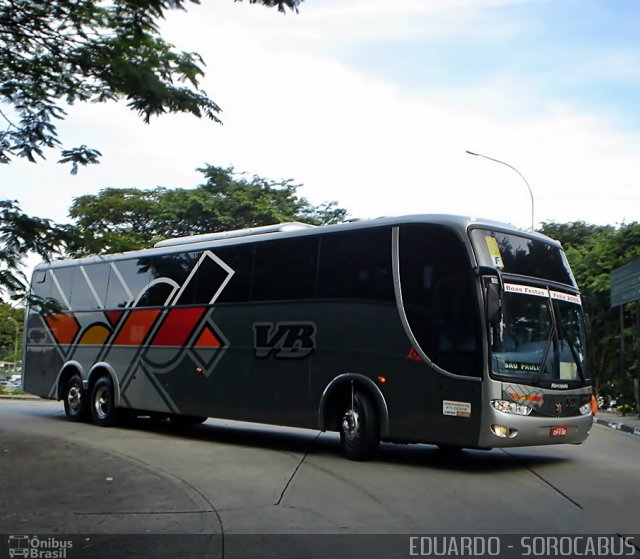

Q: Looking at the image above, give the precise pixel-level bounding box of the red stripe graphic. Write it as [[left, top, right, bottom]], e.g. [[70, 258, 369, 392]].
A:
[[105, 310, 125, 328], [150, 307, 206, 347]]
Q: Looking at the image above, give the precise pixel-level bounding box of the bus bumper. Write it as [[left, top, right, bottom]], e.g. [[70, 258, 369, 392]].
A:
[[478, 410, 594, 448]]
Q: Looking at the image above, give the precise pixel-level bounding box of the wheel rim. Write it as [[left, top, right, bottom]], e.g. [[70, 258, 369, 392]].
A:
[[94, 386, 111, 420], [67, 384, 82, 413], [342, 408, 360, 442]]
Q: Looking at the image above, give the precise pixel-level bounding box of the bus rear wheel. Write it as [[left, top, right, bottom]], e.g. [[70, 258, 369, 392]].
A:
[[339, 390, 379, 461], [63, 373, 88, 421], [90, 376, 120, 427]]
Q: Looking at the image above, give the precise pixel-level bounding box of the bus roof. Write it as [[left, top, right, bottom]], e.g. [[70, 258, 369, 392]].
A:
[[34, 214, 560, 270]]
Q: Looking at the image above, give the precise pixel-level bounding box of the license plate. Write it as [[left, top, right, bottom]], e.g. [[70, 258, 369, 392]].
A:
[[551, 426, 569, 437]]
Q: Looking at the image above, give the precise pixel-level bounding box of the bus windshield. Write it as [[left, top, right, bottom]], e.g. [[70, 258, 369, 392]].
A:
[[470, 228, 576, 287], [490, 284, 589, 385]]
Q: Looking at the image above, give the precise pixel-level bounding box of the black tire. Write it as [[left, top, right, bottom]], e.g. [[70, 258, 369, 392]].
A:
[[339, 390, 379, 461], [169, 414, 207, 427], [63, 373, 88, 422], [90, 376, 120, 427]]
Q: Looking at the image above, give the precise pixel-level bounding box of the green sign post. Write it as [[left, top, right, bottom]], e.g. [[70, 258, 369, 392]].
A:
[[610, 259, 640, 413], [611, 259, 640, 308]]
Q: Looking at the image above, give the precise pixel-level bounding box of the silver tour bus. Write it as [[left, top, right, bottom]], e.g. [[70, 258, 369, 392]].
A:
[[23, 215, 594, 459]]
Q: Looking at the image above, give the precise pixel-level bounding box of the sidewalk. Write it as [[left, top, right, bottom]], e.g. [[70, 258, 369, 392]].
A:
[[0, 392, 41, 401], [594, 410, 640, 437]]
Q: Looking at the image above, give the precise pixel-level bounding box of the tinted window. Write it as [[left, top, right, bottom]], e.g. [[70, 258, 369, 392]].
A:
[[105, 259, 152, 308], [49, 267, 75, 310], [38, 264, 111, 311], [400, 224, 481, 377], [252, 237, 318, 301], [149, 252, 201, 306], [30, 269, 52, 304], [69, 266, 101, 310], [212, 245, 253, 303], [82, 263, 110, 309], [192, 250, 241, 305], [147, 248, 251, 306], [471, 229, 575, 286], [318, 228, 394, 301]]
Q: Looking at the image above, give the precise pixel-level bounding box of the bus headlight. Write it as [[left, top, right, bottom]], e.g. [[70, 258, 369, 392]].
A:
[[491, 424, 518, 438], [579, 402, 592, 415], [491, 399, 533, 416]]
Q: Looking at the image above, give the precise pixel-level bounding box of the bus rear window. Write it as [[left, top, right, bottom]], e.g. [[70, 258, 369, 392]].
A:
[[470, 229, 575, 287]]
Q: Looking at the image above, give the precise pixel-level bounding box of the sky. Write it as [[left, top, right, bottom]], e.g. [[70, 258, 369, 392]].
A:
[[2, 0, 640, 233]]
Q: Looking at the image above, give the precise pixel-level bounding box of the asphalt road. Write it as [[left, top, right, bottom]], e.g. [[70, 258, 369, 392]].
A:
[[1, 399, 639, 558]]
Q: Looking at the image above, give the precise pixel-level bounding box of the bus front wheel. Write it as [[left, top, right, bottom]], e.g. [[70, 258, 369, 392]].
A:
[[339, 390, 379, 461], [63, 373, 88, 421], [90, 376, 120, 427]]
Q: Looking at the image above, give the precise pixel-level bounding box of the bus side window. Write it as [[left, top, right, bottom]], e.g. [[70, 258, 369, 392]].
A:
[[48, 267, 75, 311], [399, 224, 482, 377], [252, 237, 318, 302], [148, 252, 201, 306], [210, 246, 252, 304], [30, 270, 51, 303], [67, 264, 109, 310], [104, 258, 151, 308], [79, 263, 110, 310], [317, 228, 394, 302]]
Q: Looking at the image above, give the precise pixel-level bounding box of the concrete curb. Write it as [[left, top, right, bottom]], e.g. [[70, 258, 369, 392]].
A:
[[0, 393, 42, 401], [594, 416, 640, 437]]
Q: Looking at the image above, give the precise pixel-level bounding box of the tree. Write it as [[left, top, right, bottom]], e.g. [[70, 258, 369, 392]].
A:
[[66, 164, 348, 255], [540, 221, 640, 406], [0, 0, 302, 173], [0, 200, 69, 304], [0, 302, 23, 364]]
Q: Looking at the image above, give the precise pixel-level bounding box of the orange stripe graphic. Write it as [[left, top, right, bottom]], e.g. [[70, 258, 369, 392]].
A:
[[195, 327, 222, 348], [78, 324, 112, 345]]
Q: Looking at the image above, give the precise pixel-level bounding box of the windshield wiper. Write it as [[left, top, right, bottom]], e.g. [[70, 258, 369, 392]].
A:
[[531, 324, 555, 386], [561, 335, 585, 382], [555, 311, 585, 382]]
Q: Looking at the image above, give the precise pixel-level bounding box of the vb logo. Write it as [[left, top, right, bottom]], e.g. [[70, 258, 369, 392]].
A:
[[253, 322, 317, 359]]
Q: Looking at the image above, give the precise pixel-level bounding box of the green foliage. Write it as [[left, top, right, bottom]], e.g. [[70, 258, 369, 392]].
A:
[[616, 402, 635, 415], [0, 200, 69, 303], [0, 302, 23, 362], [66, 165, 348, 255], [0, 387, 25, 395], [0, 0, 302, 171], [540, 221, 640, 397]]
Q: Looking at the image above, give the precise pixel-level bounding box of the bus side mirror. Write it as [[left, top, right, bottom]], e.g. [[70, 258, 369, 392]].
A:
[[486, 283, 502, 324]]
